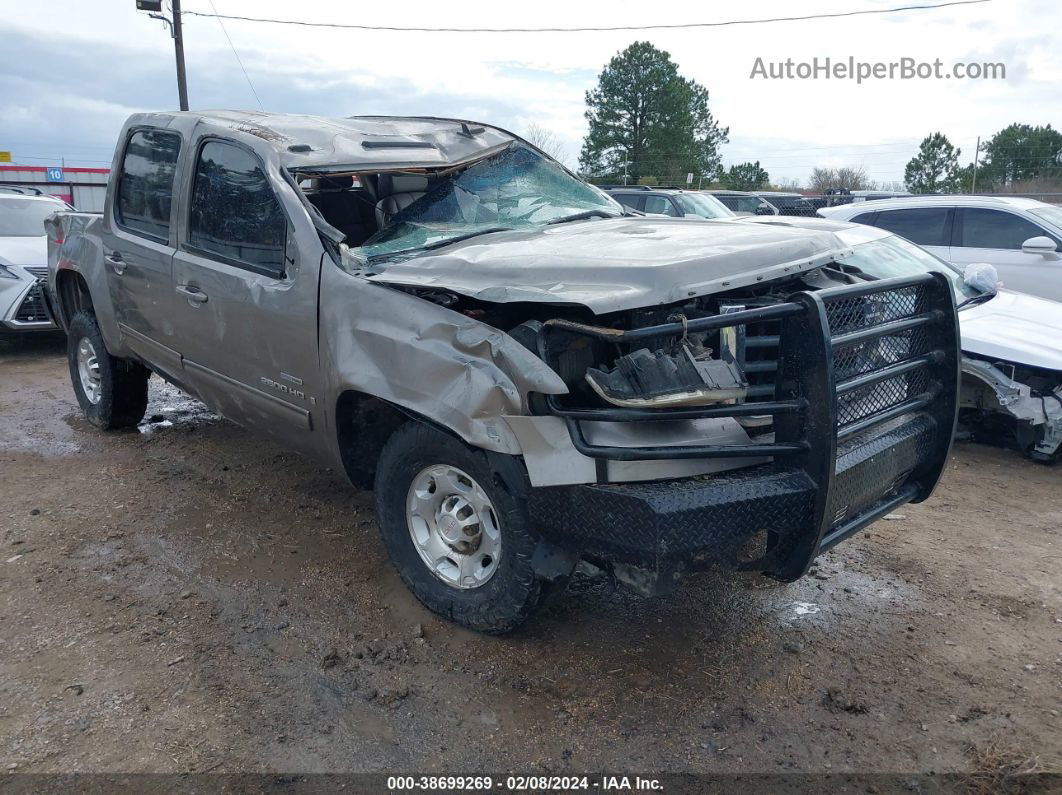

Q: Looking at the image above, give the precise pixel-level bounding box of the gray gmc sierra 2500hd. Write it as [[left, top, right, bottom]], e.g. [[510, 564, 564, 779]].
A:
[[46, 111, 961, 632]]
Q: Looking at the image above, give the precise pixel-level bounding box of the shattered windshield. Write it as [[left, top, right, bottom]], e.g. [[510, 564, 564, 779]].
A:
[[354, 143, 622, 262]]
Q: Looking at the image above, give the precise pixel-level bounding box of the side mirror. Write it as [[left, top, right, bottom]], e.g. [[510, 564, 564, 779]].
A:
[[963, 262, 1000, 295], [1021, 236, 1059, 257]]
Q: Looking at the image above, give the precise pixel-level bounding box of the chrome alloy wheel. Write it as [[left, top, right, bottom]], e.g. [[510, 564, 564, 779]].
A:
[[406, 464, 502, 589], [76, 337, 103, 405]]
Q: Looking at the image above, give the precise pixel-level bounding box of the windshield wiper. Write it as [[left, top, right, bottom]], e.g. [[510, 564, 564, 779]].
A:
[[546, 209, 622, 225], [957, 292, 996, 309], [367, 227, 515, 262], [421, 227, 515, 250]]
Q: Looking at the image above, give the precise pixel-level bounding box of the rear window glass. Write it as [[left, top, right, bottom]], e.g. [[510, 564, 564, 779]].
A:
[[873, 208, 949, 246], [0, 197, 67, 237], [116, 129, 181, 241]]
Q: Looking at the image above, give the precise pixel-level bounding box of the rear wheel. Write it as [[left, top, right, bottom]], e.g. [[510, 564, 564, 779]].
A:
[[67, 311, 150, 430], [374, 421, 551, 634]]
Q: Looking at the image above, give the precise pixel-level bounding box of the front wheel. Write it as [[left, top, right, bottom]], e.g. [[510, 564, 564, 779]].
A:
[[67, 311, 150, 430], [374, 422, 552, 634]]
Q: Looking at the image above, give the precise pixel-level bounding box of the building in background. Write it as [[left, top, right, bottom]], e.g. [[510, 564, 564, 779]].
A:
[[0, 165, 109, 211]]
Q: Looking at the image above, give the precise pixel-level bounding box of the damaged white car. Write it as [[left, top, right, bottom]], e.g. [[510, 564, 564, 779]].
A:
[[47, 112, 961, 632], [765, 216, 1062, 462]]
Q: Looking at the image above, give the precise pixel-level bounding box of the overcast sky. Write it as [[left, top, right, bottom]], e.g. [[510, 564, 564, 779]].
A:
[[2, 0, 1059, 184]]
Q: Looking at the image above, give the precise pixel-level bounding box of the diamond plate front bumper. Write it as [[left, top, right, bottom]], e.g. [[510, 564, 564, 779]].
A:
[[528, 411, 938, 586]]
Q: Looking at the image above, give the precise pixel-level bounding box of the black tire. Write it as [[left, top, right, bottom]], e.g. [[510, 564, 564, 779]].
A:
[[374, 421, 551, 634], [67, 311, 150, 430]]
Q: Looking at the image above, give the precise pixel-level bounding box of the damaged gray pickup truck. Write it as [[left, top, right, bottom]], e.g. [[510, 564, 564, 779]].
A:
[[46, 111, 961, 632]]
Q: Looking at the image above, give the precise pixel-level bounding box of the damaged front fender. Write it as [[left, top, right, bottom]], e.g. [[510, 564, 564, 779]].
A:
[[962, 357, 1062, 459], [320, 263, 568, 454]]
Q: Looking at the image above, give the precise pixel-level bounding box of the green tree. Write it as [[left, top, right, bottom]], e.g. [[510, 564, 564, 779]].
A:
[[721, 161, 769, 191], [978, 124, 1062, 188], [579, 42, 728, 183], [904, 133, 962, 193]]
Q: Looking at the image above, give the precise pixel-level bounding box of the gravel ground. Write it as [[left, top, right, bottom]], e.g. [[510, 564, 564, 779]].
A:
[[1, 333, 1060, 785]]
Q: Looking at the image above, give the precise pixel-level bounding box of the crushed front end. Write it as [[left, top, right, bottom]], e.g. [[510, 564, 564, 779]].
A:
[[524, 273, 961, 592]]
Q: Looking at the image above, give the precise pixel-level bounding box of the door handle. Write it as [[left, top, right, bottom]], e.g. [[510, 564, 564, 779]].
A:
[[105, 251, 125, 275], [176, 284, 209, 304]]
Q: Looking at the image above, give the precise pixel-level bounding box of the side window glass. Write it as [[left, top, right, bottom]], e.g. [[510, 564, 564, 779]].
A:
[[960, 208, 1047, 250], [116, 129, 181, 241], [644, 195, 678, 216], [873, 208, 949, 246], [850, 212, 876, 225], [189, 141, 287, 274], [612, 194, 644, 212]]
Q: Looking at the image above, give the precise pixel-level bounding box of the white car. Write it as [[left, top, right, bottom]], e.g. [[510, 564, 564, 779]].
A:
[[747, 215, 1062, 461], [819, 195, 1062, 303], [0, 189, 69, 332]]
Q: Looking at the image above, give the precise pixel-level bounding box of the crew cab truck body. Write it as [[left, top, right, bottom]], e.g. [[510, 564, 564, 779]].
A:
[[47, 111, 961, 632]]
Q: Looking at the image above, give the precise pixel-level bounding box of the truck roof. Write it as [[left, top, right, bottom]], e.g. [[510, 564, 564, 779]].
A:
[[131, 110, 521, 172]]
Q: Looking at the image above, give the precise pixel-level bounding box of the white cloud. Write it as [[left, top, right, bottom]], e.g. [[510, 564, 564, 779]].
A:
[[3, 0, 1061, 183]]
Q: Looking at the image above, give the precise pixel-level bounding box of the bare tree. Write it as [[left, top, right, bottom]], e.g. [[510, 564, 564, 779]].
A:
[[809, 166, 873, 193], [808, 167, 836, 194], [524, 123, 569, 166]]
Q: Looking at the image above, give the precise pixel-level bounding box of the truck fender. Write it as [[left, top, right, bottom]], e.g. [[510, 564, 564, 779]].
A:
[[320, 266, 568, 456]]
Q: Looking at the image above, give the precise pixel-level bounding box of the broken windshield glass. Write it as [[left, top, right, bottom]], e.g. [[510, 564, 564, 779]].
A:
[[355, 143, 622, 262]]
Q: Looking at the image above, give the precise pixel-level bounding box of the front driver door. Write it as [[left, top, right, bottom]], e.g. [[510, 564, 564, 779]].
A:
[[950, 208, 1062, 301], [171, 136, 323, 455]]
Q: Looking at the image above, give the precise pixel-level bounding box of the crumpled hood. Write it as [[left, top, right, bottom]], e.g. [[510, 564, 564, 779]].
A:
[[367, 217, 848, 314], [0, 236, 47, 268], [961, 289, 1062, 371]]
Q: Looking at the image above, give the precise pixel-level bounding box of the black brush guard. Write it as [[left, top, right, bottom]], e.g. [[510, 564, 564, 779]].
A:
[[528, 273, 960, 582]]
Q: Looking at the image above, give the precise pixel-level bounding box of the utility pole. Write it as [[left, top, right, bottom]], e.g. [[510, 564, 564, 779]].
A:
[[971, 135, 980, 194], [139, 0, 189, 111], [172, 0, 189, 111], [622, 151, 629, 186]]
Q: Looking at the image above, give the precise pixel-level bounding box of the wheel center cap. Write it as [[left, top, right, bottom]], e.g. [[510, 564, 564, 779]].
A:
[[439, 514, 461, 542]]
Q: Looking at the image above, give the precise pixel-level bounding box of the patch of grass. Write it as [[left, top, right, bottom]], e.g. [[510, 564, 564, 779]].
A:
[[965, 735, 1058, 795]]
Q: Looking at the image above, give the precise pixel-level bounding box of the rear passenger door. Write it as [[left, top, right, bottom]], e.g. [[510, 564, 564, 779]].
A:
[[102, 127, 183, 373], [869, 207, 953, 261], [951, 208, 1061, 298], [171, 136, 323, 452]]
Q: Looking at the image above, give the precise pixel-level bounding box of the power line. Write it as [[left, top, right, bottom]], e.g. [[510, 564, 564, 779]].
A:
[[182, 0, 990, 34], [206, 0, 263, 110]]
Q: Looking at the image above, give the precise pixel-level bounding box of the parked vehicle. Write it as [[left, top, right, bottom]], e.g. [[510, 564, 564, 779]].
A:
[[705, 190, 778, 216], [602, 185, 734, 219], [0, 188, 68, 332], [753, 214, 1062, 462], [47, 111, 960, 632], [818, 195, 1062, 302], [755, 191, 818, 216], [823, 189, 913, 207]]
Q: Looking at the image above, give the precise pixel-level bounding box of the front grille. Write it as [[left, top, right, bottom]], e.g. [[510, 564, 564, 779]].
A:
[[24, 266, 48, 280], [14, 283, 52, 323]]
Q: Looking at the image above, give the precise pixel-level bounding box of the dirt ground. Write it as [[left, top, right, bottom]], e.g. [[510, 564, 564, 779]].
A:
[[1, 333, 1060, 784]]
